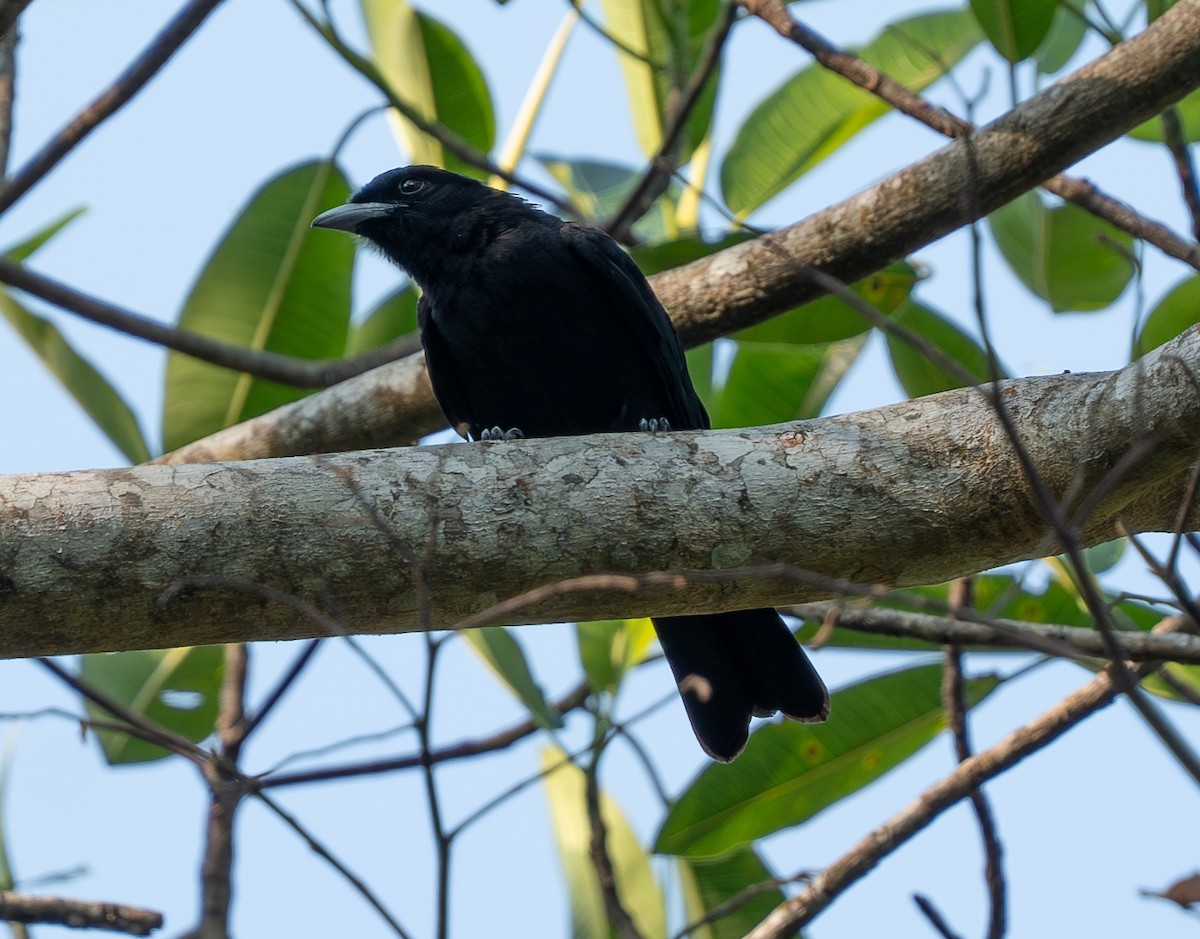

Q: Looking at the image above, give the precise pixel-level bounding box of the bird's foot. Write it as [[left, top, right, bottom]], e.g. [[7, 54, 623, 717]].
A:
[[480, 426, 525, 441], [638, 417, 671, 433]]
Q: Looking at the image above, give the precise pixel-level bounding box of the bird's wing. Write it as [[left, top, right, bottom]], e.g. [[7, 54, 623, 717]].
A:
[[417, 294, 476, 439], [561, 222, 709, 430]]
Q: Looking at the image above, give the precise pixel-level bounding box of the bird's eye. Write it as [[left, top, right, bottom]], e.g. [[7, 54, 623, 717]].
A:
[[399, 178, 425, 195]]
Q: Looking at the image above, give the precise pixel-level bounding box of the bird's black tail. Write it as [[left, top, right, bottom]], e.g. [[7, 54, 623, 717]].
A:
[[653, 609, 829, 762]]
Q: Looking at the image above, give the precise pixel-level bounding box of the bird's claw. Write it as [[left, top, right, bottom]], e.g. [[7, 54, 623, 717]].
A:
[[639, 417, 671, 433], [480, 426, 525, 441]]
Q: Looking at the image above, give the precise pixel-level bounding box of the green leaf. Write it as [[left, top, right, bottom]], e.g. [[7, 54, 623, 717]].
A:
[[2, 206, 86, 261], [721, 9, 982, 217], [970, 0, 1057, 62], [733, 261, 919, 346], [542, 746, 666, 939], [988, 192, 1135, 312], [541, 156, 676, 240], [1129, 89, 1200, 143], [677, 848, 786, 939], [162, 160, 353, 451], [599, 0, 722, 162], [655, 664, 999, 857], [360, 0, 495, 177], [1034, 1, 1088, 73], [575, 618, 656, 695], [885, 299, 1000, 398], [0, 729, 16, 891], [713, 335, 867, 428], [79, 647, 225, 764], [347, 285, 419, 356], [0, 288, 152, 463], [463, 627, 563, 730], [1135, 274, 1200, 356]]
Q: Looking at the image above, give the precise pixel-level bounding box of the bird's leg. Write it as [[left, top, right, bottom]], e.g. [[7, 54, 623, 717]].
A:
[[479, 426, 525, 441], [638, 417, 672, 433]]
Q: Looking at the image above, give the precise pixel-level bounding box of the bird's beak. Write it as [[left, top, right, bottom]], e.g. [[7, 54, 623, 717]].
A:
[[311, 202, 395, 232]]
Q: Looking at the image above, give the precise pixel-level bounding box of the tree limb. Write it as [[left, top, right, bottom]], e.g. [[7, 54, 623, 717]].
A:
[[3, 329, 1199, 659], [158, 1, 1200, 464]]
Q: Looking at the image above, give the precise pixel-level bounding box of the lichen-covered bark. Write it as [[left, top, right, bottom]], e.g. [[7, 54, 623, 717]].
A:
[[2, 329, 1197, 659]]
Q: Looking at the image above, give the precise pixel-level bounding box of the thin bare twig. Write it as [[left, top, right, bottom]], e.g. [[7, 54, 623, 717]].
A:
[[0, 0, 226, 218], [0, 10, 19, 177], [913, 893, 965, 939], [0, 257, 421, 388], [942, 638, 1006, 939], [585, 740, 643, 939], [0, 890, 163, 935], [241, 639, 323, 740], [1159, 108, 1200, 241]]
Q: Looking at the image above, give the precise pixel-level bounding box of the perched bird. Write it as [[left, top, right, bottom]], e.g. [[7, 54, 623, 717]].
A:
[[312, 165, 829, 761]]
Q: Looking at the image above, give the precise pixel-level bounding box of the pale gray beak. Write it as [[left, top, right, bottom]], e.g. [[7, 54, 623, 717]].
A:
[[311, 202, 395, 232]]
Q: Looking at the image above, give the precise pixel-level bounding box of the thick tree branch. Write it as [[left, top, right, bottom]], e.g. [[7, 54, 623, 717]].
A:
[[3, 330, 1199, 659], [0, 890, 163, 935], [158, 2, 1200, 464]]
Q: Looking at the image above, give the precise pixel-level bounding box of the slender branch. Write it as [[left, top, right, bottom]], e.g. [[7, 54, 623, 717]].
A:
[[1160, 107, 1200, 242], [670, 871, 813, 939], [942, 641, 1006, 939], [260, 681, 589, 789], [0, 890, 163, 935], [789, 602, 1200, 663], [0, 256, 421, 388], [419, 636, 452, 939], [241, 639, 323, 740], [913, 894, 965, 939], [0, 0, 226, 218], [186, 645, 249, 939], [604, 2, 736, 242], [744, 617, 1189, 938], [0, 10, 19, 177], [585, 742, 643, 939], [737, 0, 1200, 272]]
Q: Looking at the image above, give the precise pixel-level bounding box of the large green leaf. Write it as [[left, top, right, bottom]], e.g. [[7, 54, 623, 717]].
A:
[[1034, 1, 1088, 74], [542, 746, 666, 939], [463, 627, 563, 730], [677, 848, 787, 939], [360, 0, 494, 177], [80, 646, 225, 764], [0, 288, 152, 464], [599, 0, 722, 162], [988, 191, 1135, 312], [162, 160, 353, 451], [713, 335, 867, 428], [1135, 274, 1200, 356], [655, 664, 999, 857], [970, 0, 1057, 63], [721, 10, 982, 217], [885, 299, 1000, 398]]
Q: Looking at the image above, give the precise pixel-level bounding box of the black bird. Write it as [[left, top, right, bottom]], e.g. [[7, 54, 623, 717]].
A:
[[312, 165, 829, 761]]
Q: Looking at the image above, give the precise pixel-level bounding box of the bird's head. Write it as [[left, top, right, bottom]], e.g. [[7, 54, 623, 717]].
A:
[[311, 165, 538, 287]]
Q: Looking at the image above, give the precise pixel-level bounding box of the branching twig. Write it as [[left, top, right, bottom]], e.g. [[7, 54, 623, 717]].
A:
[[604, 2, 736, 242], [942, 640, 1006, 939], [738, 0, 1200, 271], [1158, 108, 1200, 241], [0, 0, 226, 218], [744, 617, 1189, 938], [585, 741, 643, 939]]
